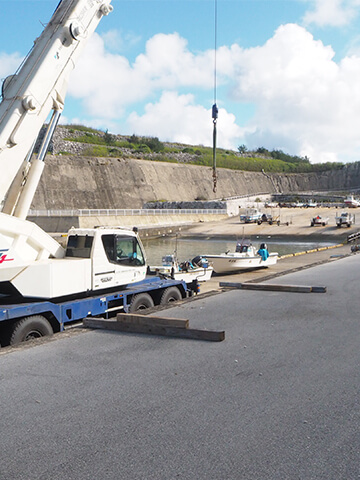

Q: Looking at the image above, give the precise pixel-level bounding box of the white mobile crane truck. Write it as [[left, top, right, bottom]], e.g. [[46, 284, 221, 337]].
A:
[[0, 0, 197, 346]]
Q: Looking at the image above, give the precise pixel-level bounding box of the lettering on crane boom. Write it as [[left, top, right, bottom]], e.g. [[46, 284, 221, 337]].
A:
[[0, 250, 14, 264]]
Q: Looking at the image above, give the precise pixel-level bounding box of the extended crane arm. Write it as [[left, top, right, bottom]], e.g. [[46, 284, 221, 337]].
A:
[[0, 0, 113, 218]]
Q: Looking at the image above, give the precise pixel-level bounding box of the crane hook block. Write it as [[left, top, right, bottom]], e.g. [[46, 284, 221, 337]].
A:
[[212, 103, 218, 121]]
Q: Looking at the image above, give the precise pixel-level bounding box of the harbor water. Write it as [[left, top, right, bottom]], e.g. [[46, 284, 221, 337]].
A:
[[142, 236, 337, 265]]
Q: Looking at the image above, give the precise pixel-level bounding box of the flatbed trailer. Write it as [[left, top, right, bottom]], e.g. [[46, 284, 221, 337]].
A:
[[0, 276, 197, 347]]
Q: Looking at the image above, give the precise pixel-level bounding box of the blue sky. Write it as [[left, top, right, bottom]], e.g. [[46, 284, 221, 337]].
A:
[[2, 0, 360, 163]]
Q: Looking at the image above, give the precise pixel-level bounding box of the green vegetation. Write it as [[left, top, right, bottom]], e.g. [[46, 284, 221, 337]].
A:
[[61, 125, 346, 174], [65, 124, 102, 135], [128, 134, 165, 153]]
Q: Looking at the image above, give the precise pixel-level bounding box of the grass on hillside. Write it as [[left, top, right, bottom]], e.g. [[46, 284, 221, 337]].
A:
[[61, 125, 347, 174]]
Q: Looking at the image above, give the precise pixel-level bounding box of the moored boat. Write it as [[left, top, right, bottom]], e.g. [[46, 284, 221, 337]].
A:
[[150, 254, 213, 282], [204, 240, 278, 274]]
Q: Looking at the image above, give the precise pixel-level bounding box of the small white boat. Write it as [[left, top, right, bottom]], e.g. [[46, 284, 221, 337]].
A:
[[204, 240, 278, 274], [151, 254, 213, 283], [344, 195, 360, 208]]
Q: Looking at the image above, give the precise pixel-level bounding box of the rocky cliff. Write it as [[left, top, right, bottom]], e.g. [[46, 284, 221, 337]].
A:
[[32, 154, 360, 210]]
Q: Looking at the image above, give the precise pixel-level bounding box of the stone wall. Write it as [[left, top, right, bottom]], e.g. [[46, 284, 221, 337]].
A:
[[31, 153, 360, 211]]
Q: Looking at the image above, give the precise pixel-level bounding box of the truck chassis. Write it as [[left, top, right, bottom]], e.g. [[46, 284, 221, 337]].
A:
[[0, 277, 197, 347]]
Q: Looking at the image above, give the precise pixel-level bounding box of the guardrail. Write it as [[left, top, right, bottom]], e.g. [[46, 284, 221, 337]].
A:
[[28, 208, 227, 217]]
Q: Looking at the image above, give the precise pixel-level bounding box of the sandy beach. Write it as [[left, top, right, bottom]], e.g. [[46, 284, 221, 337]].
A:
[[182, 206, 356, 240]]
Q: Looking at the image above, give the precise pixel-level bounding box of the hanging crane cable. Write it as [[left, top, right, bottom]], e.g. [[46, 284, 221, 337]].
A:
[[212, 0, 218, 193]]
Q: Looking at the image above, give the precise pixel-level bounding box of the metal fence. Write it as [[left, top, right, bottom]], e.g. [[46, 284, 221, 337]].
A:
[[28, 208, 227, 217]]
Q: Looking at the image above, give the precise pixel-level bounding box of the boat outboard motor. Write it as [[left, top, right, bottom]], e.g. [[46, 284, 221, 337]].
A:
[[191, 256, 209, 268]]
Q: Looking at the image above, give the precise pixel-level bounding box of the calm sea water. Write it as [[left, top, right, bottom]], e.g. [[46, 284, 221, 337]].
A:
[[142, 236, 336, 265]]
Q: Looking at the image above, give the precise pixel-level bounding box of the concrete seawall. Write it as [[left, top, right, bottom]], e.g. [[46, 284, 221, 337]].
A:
[[28, 213, 228, 235], [32, 154, 360, 211]]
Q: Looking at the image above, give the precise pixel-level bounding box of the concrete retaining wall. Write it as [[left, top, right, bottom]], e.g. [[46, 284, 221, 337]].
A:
[[32, 154, 360, 212], [28, 213, 228, 233]]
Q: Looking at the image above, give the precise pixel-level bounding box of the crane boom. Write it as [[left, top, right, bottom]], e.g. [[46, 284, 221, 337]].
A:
[[0, 0, 113, 218]]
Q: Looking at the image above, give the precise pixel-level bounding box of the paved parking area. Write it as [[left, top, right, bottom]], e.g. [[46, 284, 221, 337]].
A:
[[1, 253, 360, 479]]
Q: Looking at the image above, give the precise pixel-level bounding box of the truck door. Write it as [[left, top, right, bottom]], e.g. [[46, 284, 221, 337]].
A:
[[101, 234, 147, 287]]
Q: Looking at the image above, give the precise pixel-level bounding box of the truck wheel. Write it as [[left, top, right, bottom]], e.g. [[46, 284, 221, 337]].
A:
[[129, 293, 154, 312], [160, 287, 182, 305], [10, 315, 53, 346], [347, 223, 351, 228]]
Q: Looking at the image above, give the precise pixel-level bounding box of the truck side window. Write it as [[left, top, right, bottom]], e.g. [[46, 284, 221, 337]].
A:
[[102, 235, 145, 266], [66, 235, 93, 258], [115, 236, 145, 266]]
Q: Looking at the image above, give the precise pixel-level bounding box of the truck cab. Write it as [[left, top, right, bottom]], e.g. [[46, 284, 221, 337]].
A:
[[0, 225, 148, 300], [66, 226, 147, 291]]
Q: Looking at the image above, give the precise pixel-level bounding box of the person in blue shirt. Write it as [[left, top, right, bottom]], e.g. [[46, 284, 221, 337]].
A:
[[257, 243, 269, 261]]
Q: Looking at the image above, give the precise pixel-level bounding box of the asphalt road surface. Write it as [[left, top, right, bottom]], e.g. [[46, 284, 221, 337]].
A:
[[1, 254, 360, 479]]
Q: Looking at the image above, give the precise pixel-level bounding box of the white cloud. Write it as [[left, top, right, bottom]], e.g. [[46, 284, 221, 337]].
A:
[[303, 0, 360, 27], [127, 91, 244, 149], [0, 52, 23, 79], [67, 25, 360, 163], [102, 29, 141, 53], [68, 32, 214, 118], [133, 33, 214, 89], [226, 24, 360, 162]]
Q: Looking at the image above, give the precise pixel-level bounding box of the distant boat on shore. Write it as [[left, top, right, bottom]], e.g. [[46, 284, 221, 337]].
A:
[[344, 195, 360, 208]]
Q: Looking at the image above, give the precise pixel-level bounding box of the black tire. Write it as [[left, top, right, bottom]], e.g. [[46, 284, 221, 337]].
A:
[[129, 293, 154, 312], [10, 315, 53, 346], [322, 223, 326, 226], [347, 223, 351, 228], [268, 221, 273, 225], [160, 287, 182, 305]]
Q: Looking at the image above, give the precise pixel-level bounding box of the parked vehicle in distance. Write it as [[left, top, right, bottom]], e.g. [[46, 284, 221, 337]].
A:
[[310, 215, 329, 226], [336, 211, 355, 228], [257, 213, 280, 226], [240, 208, 262, 223]]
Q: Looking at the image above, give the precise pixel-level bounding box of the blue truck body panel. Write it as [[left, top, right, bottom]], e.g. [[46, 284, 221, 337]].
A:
[[0, 276, 192, 332]]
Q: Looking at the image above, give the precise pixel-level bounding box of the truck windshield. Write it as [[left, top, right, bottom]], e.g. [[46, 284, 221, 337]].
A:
[[102, 235, 145, 266]]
